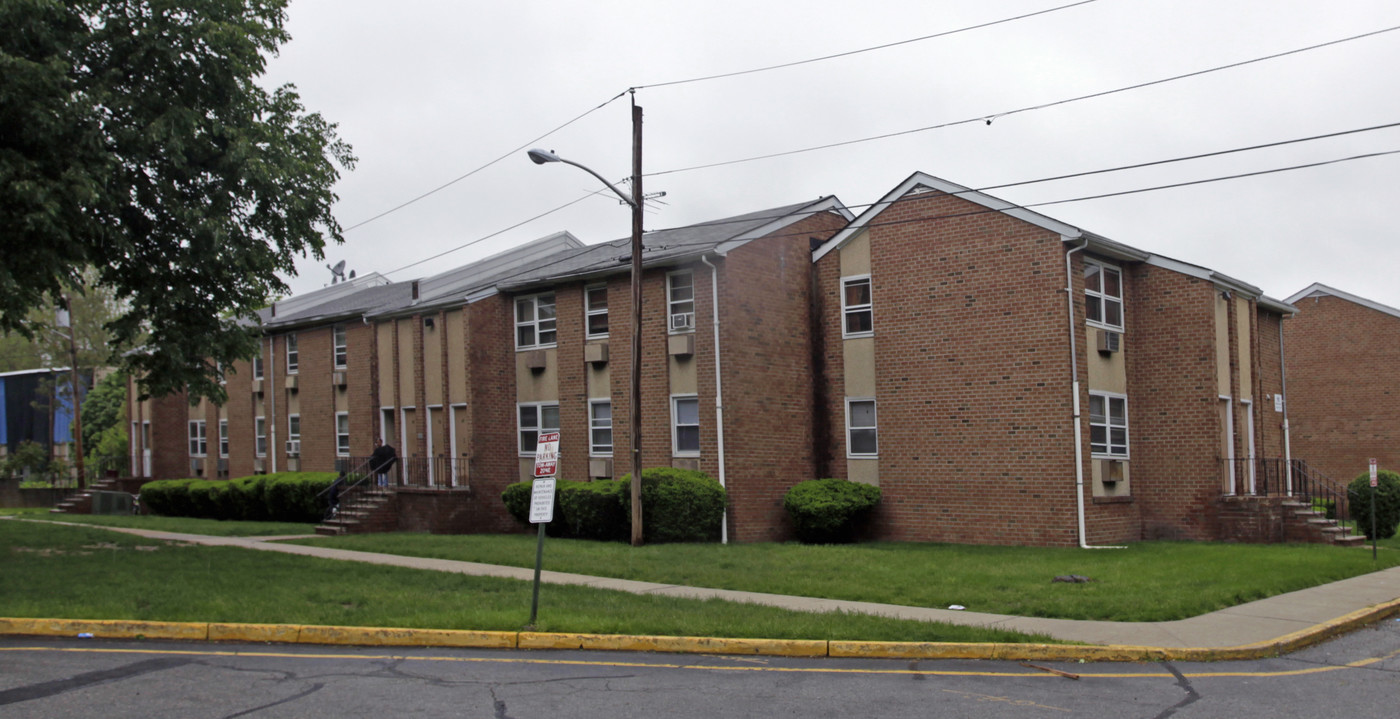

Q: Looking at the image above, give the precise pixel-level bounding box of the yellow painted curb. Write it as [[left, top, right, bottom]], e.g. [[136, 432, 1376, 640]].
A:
[[208, 622, 303, 644], [297, 624, 517, 649], [0, 617, 207, 641], [519, 632, 828, 657]]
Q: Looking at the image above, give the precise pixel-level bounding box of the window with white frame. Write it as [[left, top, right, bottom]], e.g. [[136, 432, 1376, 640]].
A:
[[255, 417, 267, 457], [672, 395, 700, 455], [253, 355, 264, 380], [218, 419, 229, 457], [585, 284, 609, 338], [188, 420, 207, 456], [842, 276, 873, 337], [336, 412, 350, 456], [333, 325, 347, 368], [515, 293, 557, 349], [1089, 392, 1129, 457], [667, 271, 695, 332], [589, 399, 613, 456], [285, 333, 299, 373], [517, 402, 560, 455], [846, 398, 878, 457], [287, 414, 301, 455], [1084, 261, 1124, 330]]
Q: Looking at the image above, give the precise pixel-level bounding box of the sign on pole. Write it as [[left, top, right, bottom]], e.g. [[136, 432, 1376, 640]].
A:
[[528, 431, 560, 626], [1369, 458, 1379, 488]]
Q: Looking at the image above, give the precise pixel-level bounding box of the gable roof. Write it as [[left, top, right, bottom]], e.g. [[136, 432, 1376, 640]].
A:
[[1284, 283, 1400, 320], [812, 170, 1295, 314], [498, 196, 851, 292]]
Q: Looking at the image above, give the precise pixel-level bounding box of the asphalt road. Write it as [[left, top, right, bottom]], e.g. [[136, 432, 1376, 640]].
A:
[[3, 619, 1398, 718]]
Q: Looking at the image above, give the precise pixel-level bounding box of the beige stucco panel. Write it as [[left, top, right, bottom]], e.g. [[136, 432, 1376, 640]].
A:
[[839, 230, 871, 277], [847, 458, 879, 486], [1215, 294, 1231, 397], [335, 386, 348, 413], [397, 320, 415, 403], [843, 336, 876, 398], [1084, 327, 1127, 394], [377, 322, 395, 402], [284, 393, 300, 416], [1235, 297, 1252, 399], [669, 353, 697, 396], [446, 309, 465, 404], [516, 348, 559, 402], [588, 355, 610, 397], [423, 318, 443, 402]]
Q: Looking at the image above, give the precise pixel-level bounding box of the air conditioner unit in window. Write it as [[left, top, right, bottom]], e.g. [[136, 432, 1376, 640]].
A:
[[1097, 330, 1121, 354], [286, 440, 301, 456], [189, 457, 205, 476], [669, 312, 694, 331]]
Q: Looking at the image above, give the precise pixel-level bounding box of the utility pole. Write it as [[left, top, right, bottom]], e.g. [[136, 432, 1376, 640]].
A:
[[629, 96, 645, 546], [63, 295, 86, 490]]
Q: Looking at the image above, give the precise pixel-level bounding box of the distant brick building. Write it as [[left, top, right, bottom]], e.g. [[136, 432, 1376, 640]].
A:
[[1282, 283, 1400, 485]]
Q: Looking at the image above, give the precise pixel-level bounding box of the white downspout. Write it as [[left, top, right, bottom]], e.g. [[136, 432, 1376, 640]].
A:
[[700, 255, 728, 544], [1064, 238, 1124, 549], [267, 335, 277, 474], [1278, 319, 1293, 496]]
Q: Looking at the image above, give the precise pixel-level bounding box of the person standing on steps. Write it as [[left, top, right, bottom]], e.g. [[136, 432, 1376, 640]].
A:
[[371, 438, 398, 487]]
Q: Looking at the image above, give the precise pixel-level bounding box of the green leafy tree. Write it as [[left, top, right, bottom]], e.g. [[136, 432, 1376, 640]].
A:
[[0, 271, 130, 373], [0, 0, 354, 403], [81, 370, 129, 468]]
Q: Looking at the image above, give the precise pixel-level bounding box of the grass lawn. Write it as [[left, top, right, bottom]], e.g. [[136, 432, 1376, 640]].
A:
[[284, 531, 1400, 622], [12, 512, 316, 537], [0, 520, 1050, 644]]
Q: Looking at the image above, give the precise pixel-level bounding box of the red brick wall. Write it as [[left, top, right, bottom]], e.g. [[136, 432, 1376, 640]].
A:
[[1122, 264, 1221, 540], [149, 391, 188, 480], [347, 322, 376, 458], [1285, 295, 1400, 483], [814, 251, 848, 478], [464, 295, 519, 532], [720, 211, 848, 541], [294, 326, 334, 472], [554, 285, 590, 482], [863, 190, 1080, 546]]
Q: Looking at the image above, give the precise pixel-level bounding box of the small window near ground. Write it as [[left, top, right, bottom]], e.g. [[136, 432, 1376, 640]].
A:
[[590, 399, 613, 456], [672, 396, 700, 455]]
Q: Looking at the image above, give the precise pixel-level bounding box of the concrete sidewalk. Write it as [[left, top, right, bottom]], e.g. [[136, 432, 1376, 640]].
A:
[[67, 523, 1400, 651]]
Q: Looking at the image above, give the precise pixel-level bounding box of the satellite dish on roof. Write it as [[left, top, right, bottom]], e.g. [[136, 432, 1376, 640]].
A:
[[328, 260, 347, 284]]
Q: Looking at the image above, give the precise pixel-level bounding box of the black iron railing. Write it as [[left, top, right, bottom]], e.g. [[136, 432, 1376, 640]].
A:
[[1221, 457, 1357, 534], [334, 455, 469, 490]]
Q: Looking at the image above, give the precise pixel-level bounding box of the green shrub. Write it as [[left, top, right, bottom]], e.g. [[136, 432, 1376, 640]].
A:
[[229, 475, 271, 521], [139, 478, 199, 517], [501, 478, 582, 537], [783, 477, 881, 544], [619, 467, 726, 544], [186, 479, 228, 519], [263, 472, 339, 523], [559, 479, 628, 541], [1348, 469, 1400, 540]]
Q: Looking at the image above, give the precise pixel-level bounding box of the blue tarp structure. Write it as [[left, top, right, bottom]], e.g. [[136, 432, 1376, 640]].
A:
[[0, 368, 89, 452]]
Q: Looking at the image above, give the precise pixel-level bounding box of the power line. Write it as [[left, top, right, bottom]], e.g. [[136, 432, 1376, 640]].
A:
[[647, 24, 1400, 178], [747, 149, 1400, 244], [342, 90, 630, 234], [632, 0, 1100, 90], [379, 188, 609, 277]]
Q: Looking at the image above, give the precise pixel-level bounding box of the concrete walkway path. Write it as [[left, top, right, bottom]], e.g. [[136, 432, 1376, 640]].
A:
[[71, 524, 1400, 649]]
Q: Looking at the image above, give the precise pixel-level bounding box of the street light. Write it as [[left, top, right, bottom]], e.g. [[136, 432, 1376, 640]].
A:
[[526, 103, 646, 546]]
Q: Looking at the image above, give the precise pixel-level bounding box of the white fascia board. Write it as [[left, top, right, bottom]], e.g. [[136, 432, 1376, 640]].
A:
[[714, 196, 853, 256], [1283, 282, 1400, 320], [812, 172, 1082, 263]]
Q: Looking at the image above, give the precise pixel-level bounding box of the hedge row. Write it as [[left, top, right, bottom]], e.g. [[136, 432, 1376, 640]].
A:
[[783, 477, 881, 544], [502, 467, 724, 543], [140, 472, 339, 523]]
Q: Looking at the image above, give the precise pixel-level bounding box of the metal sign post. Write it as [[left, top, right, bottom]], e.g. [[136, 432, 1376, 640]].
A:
[[527, 432, 560, 626], [1369, 458, 1378, 560]]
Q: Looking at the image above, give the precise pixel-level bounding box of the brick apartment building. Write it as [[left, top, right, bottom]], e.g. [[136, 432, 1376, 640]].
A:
[[129, 173, 1306, 546], [1282, 283, 1400, 485]]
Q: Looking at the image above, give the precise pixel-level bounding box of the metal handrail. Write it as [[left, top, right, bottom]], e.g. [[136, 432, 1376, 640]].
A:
[[1222, 457, 1358, 538], [319, 456, 379, 520]]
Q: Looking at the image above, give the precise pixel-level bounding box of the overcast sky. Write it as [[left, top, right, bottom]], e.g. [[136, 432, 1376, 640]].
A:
[[262, 0, 1400, 310]]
